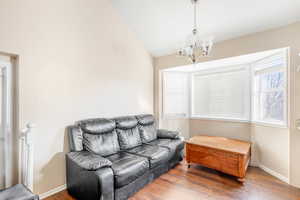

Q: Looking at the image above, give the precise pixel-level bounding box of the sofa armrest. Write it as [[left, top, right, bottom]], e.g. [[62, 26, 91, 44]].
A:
[[66, 153, 114, 200], [157, 129, 180, 139], [67, 151, 112, 171]]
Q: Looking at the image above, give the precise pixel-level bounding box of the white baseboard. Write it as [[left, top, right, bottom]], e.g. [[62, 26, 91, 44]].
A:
[[259, 164, 289, 184], [39, 184, 66, 199], [290, 182, 300, 188]]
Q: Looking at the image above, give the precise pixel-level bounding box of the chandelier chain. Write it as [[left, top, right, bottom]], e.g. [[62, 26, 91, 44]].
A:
[[194, 1, 197, 31]]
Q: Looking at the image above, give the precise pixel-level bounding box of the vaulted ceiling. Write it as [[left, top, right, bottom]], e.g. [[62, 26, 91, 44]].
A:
[[111, 0, 300, 57]]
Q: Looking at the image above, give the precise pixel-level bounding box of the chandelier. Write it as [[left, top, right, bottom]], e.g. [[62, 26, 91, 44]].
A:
[[177, 0, 214, 63]]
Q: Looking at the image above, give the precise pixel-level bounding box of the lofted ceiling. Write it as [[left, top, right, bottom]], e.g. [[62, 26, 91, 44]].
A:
[[111, 0, 300, 57]]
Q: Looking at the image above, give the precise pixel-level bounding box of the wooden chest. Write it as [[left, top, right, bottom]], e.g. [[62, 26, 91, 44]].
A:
[[185, 136, 251, 181]]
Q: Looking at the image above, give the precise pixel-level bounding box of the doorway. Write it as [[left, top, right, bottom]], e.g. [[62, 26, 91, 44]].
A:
[[0, 54, 16, 189]]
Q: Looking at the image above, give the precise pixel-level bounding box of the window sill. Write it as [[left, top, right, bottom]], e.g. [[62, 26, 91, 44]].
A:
[[252, 121, 288, 129], [190, 116, 250, 123], [188, 116, 288, 128]]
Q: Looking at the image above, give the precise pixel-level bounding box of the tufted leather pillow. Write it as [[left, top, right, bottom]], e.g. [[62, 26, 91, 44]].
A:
[[138, 124, 157, 143], [136, 115, 157, 143], [116, 127, 142, 150], [114, 116, 142, 150], [83, 130, 120, 156]]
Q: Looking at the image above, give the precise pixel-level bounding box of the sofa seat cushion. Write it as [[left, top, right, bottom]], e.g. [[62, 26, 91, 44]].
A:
[[125, 144, 169, 168], [105, 152, 149, 188], [147, 139, 184, 156]]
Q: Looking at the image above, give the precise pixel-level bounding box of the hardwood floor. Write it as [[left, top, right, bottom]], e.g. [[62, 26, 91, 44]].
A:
[[45, 161, 300, 200]]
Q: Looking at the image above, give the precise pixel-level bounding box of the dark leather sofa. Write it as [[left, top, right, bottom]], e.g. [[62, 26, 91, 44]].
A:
[[66, 114, 184, 200]]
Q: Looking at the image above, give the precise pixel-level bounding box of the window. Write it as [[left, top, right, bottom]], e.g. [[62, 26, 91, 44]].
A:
[[252, 53, 287, 126], [191, 66, 250, 120], [162, 49, 288, 127], [162, 72, 189, 118]]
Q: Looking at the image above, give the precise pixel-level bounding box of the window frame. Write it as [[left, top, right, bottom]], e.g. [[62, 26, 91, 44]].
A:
[[190, 65, 251, 122], [161, 49, 289, 128], [251, 51, 289, 128], [162, 71, 189, 119]]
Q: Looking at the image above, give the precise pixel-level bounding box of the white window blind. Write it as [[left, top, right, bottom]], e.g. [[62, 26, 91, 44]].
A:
[[252, 52, 287, 126], [161, 49, 288, 126], [191, 66, 250, 120], [163, 72, 189, 118]]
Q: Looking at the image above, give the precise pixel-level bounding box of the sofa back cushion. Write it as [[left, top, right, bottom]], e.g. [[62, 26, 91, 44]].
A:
[[67, 125, 84, 152], [114, 116, 142, 150], [79, 118, 116, 134], [80, 119, 120, 156], [136, 114, 157, 143]]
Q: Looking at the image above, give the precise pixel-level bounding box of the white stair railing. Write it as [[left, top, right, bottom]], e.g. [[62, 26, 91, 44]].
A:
[[0, 130, 4, 189], [19, 123, 35, 191]]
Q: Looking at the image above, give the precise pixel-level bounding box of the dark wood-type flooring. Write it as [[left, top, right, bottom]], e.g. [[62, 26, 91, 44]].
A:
[[45, 161, 300, 200]]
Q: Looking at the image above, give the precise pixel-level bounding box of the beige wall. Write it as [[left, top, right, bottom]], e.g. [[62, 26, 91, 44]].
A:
[[189, 120, 251, 141], [251, 125, 289, 178], [154, 22, 300, 186], [0, 0, 153, 194]]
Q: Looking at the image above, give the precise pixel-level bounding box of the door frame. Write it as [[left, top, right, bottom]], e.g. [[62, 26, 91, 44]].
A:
[[0, 59, 13, 188], [0, 53, 18, 188]]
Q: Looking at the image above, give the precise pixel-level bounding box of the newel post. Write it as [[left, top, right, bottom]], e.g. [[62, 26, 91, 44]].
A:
[[20, 123, 36, 191]]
